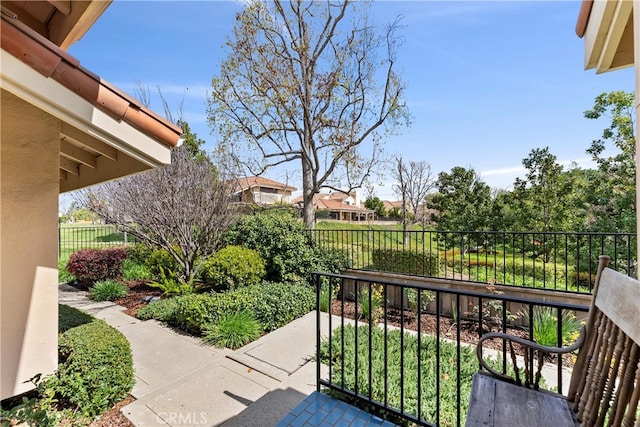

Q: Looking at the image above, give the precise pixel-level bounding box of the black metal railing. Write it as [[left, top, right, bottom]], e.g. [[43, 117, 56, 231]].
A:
[[58, 223, 138, 259], [314, 271, 590, 427], [312, 229, 636, 293]]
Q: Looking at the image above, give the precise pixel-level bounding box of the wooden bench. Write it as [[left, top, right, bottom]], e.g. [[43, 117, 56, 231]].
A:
[[466, 255, 640, 427]]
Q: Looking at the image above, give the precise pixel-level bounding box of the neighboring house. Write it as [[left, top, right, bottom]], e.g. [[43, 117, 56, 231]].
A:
[[293, 191, 375, 222], [1, 1, 182, 399], [228, 176, 296, 206], [575, 0, 639, 259]]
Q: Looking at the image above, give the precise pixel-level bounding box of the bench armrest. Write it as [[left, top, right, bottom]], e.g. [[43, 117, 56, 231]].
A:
[[476, 327, 586, 389]]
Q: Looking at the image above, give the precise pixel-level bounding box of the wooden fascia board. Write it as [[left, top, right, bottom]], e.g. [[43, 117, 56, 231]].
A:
[[596, 0, 633, 73], [583, 0, 618, 70]]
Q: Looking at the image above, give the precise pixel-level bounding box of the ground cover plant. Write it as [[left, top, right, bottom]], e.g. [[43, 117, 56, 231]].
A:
[[320, 325, 484, 426]]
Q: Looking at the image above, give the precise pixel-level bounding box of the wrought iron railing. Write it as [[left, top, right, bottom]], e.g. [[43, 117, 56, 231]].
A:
[[312, 229, 636, 293], [58, 223, 138, 259], [314, 271, 590, 427]]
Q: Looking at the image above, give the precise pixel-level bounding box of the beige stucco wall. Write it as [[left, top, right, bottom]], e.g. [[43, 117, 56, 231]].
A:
[[1, 90, 59, 399]]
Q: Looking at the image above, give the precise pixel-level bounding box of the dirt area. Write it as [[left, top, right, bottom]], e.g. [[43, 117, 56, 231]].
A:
[[114, 281, 163, 317]]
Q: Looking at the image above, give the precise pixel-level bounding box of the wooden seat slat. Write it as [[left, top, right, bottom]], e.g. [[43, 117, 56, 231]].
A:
[[467, 256, 640, 427]]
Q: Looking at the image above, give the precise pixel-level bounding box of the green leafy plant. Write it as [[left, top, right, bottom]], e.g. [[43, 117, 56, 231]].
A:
[[148, 266, 195, 296], [406, 287, 435, 318], [89, 279, 128, 302], [122, 259, 152, 281], [144, 248, 179, 281], [58, 258, 75, 284], [136, 298, 179, 323], [171, 282, 315, 335], [201, 245, 266, 290], [357, 284, 384, 323], [524, 307, 583, 347], [203, 310, 261, 349], [50, 318, 134, 419], [319, 282, 337, 313]]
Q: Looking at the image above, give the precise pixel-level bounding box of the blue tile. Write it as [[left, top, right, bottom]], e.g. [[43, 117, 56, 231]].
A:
[[276, 414, 295, 427], [290, 402, 306, 416], [349, 417, 367, 427], [381, 421, 397, 427], [324, 408, 344, 424], [291, 411, 312, 427], [307, 411, 328, 426], [340, 408, 357, 422]]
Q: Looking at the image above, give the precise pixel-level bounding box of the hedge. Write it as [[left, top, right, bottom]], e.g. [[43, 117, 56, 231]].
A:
[[371, 248, 439, 276]]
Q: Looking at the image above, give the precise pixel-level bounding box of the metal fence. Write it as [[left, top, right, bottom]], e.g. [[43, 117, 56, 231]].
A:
[[58, 223, 138, 259], [312, 229, 637, 293], [314, 271, 590, 427]]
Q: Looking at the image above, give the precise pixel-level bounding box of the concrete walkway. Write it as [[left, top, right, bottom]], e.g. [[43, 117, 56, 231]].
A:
[[59, 285, 318, 427]]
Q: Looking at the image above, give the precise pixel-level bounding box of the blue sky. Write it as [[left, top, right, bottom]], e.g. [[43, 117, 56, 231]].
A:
[[66, 0, 636, 201]]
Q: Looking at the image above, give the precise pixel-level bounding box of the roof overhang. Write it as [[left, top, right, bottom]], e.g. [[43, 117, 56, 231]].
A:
[[0, 11, 183, 193], [577, 0, 635, 73]]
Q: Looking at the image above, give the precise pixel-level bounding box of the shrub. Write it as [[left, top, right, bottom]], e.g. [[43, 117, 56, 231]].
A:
[[50, 318, 134, 419], [125, 243, 154, 265], [171, 282, 315, 335], [201, 246, 266, 290], [203, 310, 261, 349], [313, 247, 351, 275], [145, 248, 179, 280], [570, 270, 596, 291], [123, 259, 153, 281], [357, 284, 384, 323], [58, 258, 76, 284], [224, 209, 316, 283], [89, 279, 129, 302], [371, 248, 439, 276], [65, 248, 127, 286], [136, 297, 180, 323], [58, 304, 94, 333], [406, 287, 435, 317]]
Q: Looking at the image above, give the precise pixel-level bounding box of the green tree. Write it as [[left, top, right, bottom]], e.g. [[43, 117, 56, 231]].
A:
[[512, 147, 573, 233], [364, 196, 386, 218], [583, 91, 636, 232], [429, 166, 492, 232], [208, 0, 409, 229]]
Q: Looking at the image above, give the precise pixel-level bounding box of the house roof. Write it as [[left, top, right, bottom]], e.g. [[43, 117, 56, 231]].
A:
[[233, 176, 297, 192], [1, 15, 182, 148], [1, 4, 183, 192]]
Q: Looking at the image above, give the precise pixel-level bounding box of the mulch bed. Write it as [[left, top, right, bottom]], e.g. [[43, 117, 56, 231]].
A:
[[114, 281, 163, 317]]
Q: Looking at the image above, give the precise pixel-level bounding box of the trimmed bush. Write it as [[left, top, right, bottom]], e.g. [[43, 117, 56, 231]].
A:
[[201, 246, 266, 290], [125, 243, 154, 265], [145, 248, 179, 280], [136, 297, 180, 323], [171, 282, 315, 335], [89, 279, 129, 301], [224, 209, 316, 283], [58, 304, 94, 333], [51, 311, 134, 419], [203, 310, 261, 349], [371, 248, 439, 276], [65, 248, 127, 286]]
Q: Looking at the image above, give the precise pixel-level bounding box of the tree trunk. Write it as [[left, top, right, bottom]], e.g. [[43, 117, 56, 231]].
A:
[[302, 158, 316, 229]]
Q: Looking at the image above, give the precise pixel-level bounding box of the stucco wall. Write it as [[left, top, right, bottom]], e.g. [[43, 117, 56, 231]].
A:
[[1, 91, 59, 399]]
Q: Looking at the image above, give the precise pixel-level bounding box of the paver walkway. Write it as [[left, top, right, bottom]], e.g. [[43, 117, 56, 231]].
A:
[[59, 285, 316, 426]]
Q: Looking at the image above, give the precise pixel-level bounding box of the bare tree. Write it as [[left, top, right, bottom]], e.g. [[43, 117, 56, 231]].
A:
[[392, 157, 436, 240], [208, 0, 410, 229], [78, 146, 239, 282]]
